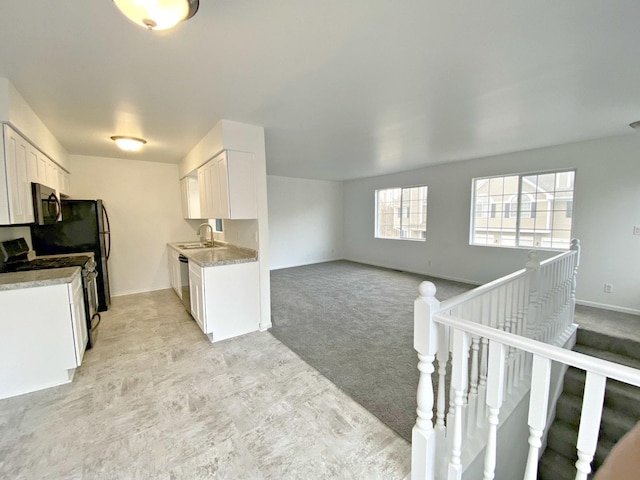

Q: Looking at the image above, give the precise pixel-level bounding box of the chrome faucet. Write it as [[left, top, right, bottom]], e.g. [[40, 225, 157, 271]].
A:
[[197, 223, 214, 246]]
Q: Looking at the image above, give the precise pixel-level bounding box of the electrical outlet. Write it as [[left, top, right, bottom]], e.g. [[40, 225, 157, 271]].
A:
[[634, 225, 640, 235], [604, 283, 613, 294]]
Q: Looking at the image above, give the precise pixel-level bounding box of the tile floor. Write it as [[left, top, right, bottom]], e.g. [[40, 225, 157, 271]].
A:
[[0, 289, 410, 479]]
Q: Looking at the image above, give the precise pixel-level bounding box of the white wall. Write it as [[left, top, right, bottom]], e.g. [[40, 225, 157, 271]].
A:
[[70, 155, 199, 296], [267, 175, 344, 270], [344, 134, 640, 313], [0, 78, 69, 170], [0, 226, 32, 250]]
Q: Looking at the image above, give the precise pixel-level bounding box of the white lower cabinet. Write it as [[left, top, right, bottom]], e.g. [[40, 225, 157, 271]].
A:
[[69, 275, 88, 365], [189, 261, 205, 331], [168, 247, 183, 299], [0, 274, 87, 400], [188, 260, 260, 342]]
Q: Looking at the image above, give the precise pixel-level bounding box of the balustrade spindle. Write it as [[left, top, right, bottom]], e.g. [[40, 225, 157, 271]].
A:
[[477, 336, 489, 427], [523, 355, 552, 480], [575, 372, 606, 480], [467, 335, 480, 432], [505, 283, 515, 394], [448, 329, 470, 480], [483, 340, 505, 480], [435, 323, 449, 434]]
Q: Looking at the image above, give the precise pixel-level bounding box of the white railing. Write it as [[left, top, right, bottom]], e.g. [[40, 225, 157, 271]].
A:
[[409, 239, 640, 480]]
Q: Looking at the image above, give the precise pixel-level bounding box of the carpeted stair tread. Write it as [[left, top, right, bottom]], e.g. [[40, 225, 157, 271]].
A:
[[572, 343, 640, 371], [563, 367, 640, 418], [546, 419, 611, 470], [540, 320, 640, 480], [547, 419, 580, 462], [538, 448, 577, 480], [577, 328, 640, 363], [554, 391, 635, 443]]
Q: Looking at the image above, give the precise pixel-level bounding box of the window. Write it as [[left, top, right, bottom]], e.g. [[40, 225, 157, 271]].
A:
[[471, 170, 575, 250], [566, 200, 573, 218], [375, 185, 428, 241], [476, 196, 489, 218]]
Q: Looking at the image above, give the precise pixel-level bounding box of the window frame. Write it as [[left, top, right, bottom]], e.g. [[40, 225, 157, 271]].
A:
[[375, 185, 428, 242], [470, 169, 576, 251]]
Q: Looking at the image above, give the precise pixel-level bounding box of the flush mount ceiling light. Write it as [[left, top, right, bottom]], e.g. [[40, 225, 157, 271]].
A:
[[111, 136, 147, 152], [112, 0, 199, 31], [630, 120, 640, 131]]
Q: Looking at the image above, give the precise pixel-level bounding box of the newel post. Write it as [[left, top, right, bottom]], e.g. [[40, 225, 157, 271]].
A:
[[412, 281, 440, 480]]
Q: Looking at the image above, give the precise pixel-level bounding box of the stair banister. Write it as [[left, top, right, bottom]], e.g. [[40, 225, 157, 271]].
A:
[[431, 313, 640, 480], [411, 242, 587, 480]]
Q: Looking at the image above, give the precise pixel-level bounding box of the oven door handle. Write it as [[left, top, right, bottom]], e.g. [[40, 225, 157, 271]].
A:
[[84, 270, 98, 282]]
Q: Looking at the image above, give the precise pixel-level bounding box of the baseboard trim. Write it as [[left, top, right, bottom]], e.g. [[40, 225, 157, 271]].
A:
[[111, 286, 173, 297], [270, 256, 344, 271], [576, 299, 640, 316], [344, 257, 482, 287]]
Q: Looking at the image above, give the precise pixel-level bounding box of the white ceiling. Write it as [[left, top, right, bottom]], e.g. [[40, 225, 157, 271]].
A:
[[0, 1, 639, 181]]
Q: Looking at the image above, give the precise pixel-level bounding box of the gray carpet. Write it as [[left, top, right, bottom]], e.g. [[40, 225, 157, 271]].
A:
[[270, 260, 475, 441]]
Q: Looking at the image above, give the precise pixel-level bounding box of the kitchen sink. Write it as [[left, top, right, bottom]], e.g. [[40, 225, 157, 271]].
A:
[[177, 243, 210, 249]]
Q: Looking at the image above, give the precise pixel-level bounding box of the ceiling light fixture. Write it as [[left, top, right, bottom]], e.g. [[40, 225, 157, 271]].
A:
[[111, 136, 147, 152], [112, 0, 199, 31], [630, 120, 640, 131]]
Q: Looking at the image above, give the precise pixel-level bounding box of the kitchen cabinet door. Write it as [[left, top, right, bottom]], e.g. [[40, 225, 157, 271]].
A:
[[0, 281, 81, 399], [196, 151, 257, 220], [167, 247, 182, 298], [197, 164, 212, 219], [188, 261, 205, 332], [68, 275, 87, 366], [180, 176, 201, 219], [200, 261, 260, 342], [57, 168, 67, 196], [45, 160, 58, 191], [3, 125, 35, 224], [27, 145, 41, 184]]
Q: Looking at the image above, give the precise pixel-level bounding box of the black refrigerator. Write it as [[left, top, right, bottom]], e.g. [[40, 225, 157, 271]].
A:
[[31, 199, 111, 311]]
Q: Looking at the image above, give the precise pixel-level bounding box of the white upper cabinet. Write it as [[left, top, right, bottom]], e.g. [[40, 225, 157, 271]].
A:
[[180, 175, 201, 219], [2, 125, 34, 224], [197, 150, 257, 220], [1, 124, 70, 225]]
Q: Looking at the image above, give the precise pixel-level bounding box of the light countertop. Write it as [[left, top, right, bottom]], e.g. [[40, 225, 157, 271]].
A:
[[0, 267, 81, 291], [168, 242, 258, 267]]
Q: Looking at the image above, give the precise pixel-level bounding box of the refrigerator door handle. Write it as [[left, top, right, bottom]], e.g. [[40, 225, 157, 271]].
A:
[[102, 205, 111, 260]]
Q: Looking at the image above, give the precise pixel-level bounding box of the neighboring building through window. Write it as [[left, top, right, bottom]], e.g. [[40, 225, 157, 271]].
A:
[[470, 170, 576, 250], [375, 185, 428, 241]]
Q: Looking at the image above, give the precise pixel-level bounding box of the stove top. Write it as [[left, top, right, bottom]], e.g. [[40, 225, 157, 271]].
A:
[[10, 255, 92, 272], [1, 237, 94, 273]]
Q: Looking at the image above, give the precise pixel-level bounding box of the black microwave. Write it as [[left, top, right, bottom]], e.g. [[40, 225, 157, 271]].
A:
[[32, 183, 62, 225]]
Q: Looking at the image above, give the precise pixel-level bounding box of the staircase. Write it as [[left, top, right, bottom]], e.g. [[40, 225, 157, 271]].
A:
[[538, 327, 640, 479]]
